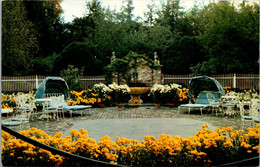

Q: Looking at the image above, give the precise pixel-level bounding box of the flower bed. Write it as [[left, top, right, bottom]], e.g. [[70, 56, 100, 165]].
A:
[[2, 125, 259, 166], [1, 93, 16, 109]]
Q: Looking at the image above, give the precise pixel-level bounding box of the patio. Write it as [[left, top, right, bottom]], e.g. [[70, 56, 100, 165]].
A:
[[4, 106, 250, 138]]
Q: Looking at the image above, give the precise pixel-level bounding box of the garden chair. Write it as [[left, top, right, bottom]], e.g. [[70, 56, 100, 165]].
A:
[[13, 94, 36, 123], [42, 97, 60, 121], [206, 92, 222, 116], [249, 99, 259, 127], [47, 95, 91, 118], [239, 101, 253, 130], [178, 91, 211, 115]]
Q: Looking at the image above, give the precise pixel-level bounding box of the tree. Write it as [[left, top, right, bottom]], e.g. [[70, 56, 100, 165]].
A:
[[144, 0, 156, 26], [195, 1, 259, 73], [23, 0, 64, 58], [156, 0, 184, 33], [60, 65, 84, 91], [53, 41, 104, 75], [162, 35, 205, 74], [2, 1, 38, 75]]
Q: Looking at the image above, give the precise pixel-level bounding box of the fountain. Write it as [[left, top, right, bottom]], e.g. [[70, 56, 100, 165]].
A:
[[128, 82, 150, 105], [107, 51, 162, 106]]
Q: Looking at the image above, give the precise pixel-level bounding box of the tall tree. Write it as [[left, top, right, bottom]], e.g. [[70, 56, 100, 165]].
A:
[[195, 1, 259, 73], [23, 0, 64, 58], [156, 0, 184, 33], [144, 0, 156, 26], [2, 1, 38, 75]]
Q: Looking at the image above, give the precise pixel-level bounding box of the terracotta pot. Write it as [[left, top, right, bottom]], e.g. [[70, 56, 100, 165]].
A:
[[168, 103, 175, 108], [155, 103, 160, 108], [118, 104, 123, 108], [99, 103, 105, 108]]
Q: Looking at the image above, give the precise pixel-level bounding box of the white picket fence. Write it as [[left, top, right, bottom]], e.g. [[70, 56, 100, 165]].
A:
[[1, 73, 259, 91]]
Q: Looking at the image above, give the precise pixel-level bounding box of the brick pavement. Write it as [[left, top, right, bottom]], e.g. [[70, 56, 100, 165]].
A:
[[4, 106, 251, 137]]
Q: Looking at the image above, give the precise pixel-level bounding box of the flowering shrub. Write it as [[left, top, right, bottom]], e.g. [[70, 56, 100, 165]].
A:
[[148, 83, 165, 103], [92, 83, 113, 99], [238, 89, 259, 102], [69, 89, 111, 106], [108, 83, 131, 103], [1, 93, 16, 109], [177, 87, 189, 103], [163, 83, 182, 103], [149, 83, 189, 104], [2, 125, 259, 166]]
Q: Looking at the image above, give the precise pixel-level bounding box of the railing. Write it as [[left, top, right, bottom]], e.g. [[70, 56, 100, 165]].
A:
[[162, 73, 260, 90], [1, 74, 259, 92], [1, 75, 106, 92]]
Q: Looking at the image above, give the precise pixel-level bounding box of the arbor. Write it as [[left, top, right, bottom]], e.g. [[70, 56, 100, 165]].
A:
[[2, 1, 38, 75]]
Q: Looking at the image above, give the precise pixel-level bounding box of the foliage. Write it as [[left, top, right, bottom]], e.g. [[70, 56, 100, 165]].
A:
[[60, 65, 84, 91], [163, 83, 182, 103], [2, 125, 259, 166], [238, 89, 259, 102], [190, 60, 217, 76], [54, 41, 104, 76], [149, 83, 189, 104], [195, 1, 259, 74], [1, 94, 16, 109], [148, 83, 165, 103], [108, 83, 131, 103], [23, 0, 65, 58], [69, 89, 111, 107], [162, 35, 205, 74], [1, 0, 259, 76], [105, 51, 156, 85], [33, 52, 60, 75], [2, 1, 38, 75], [92, 83, 113, 101]]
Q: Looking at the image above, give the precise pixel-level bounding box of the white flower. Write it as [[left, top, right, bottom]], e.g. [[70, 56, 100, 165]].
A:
[[108, 83, 130, 94], [93, 83, 112, 93]]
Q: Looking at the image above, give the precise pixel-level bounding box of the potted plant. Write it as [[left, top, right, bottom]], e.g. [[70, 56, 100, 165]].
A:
[[108, 82, 119, 106], [148, 83, 165, 108], [92, 83, 112, 108], [163, 83, 182, 107], [109, 83, 130, 108]]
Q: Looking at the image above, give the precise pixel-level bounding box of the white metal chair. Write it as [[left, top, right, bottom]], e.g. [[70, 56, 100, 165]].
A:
[[249, 99, 259, 127], [206, 93, 222, 116], [42, 97, 60, 121], [239, 101, 253, 130], [13, 94, 36, 122]]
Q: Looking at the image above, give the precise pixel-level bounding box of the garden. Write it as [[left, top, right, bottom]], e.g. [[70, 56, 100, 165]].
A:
[[1, 0, 259, 166], [1, 83, 259, 166], [2, 125, 259, 166]]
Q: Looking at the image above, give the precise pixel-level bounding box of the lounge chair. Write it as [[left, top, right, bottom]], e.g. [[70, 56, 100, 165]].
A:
[[178, 91, 214, 115]]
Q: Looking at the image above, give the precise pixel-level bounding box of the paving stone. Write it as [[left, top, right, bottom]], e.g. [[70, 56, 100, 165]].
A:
[[3, 107, 252, 138]]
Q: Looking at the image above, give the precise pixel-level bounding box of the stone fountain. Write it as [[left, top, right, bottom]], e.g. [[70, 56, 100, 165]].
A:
[[108, 51, 162, 105], [128, 82, 150, 105]]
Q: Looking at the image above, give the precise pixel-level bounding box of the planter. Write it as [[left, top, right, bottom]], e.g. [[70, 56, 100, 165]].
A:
[[98, 103, 105, 108], [118, 104, 123, 108], [168, 103, 175, 108], [155, 103, 160, 108]]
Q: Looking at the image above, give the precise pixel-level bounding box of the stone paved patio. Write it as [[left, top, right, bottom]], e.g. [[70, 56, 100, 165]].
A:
[[3, 106, 252, 138]]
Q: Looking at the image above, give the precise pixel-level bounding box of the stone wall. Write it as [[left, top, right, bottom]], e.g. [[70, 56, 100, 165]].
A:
[[112, 63, 162, 87]]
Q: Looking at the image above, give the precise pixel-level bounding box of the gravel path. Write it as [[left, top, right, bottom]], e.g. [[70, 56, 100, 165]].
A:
[[3, 106, 250, 138]]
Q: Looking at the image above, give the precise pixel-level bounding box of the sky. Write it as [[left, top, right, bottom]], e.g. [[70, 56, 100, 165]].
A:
[[60, 0, 259, 23], [60, 0, 198, 23]]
